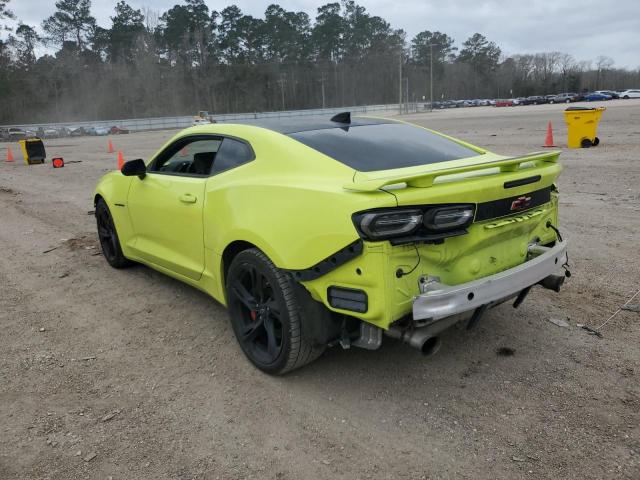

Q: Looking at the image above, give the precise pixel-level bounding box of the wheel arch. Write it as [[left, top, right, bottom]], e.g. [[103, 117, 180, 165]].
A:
[[221, 240, 259, 285]]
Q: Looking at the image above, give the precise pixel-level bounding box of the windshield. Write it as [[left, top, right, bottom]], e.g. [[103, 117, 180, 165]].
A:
[[289, 123, 480, 172]]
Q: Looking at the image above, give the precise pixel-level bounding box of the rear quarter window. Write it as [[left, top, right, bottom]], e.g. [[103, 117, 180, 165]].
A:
[[288, 123, 480, 172], [212, 138, 254, 174]]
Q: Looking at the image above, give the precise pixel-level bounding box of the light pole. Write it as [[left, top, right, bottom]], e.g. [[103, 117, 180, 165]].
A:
[[320, 74, 326, 109], [278, 73, 286, 111], [429, 43, 433, 112], [399, 49, 403, 115]]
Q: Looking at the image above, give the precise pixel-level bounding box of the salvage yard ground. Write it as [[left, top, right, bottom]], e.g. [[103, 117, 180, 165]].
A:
[[1, 101, 639, 479]]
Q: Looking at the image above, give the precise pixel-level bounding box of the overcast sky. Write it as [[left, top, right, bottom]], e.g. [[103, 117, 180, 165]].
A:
[[5, 0, 640, 68]]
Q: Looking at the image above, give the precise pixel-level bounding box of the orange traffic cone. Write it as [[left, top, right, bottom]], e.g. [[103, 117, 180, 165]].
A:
[[117, 151, 125, 170], [107, 139, 114, 153], [6, 146, 14, 162], [542, 121, 556, 147]]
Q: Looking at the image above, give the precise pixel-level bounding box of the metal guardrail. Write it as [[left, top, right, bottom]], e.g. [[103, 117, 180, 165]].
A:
[[1, 103, 406, 133]]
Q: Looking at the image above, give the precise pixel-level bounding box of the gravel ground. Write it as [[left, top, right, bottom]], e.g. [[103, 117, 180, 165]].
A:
[[1, 101, 639, 480]]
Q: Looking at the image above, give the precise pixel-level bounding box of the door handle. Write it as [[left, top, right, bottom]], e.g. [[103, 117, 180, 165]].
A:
[[179, 194, 197, 204]]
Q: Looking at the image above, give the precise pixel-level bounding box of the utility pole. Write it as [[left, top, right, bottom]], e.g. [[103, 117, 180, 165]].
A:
[[278, 73, 286, 111], [320, 74, 326, 109], [399, 49, 403, 115], [429, 43, 434, 112], [404, 77, 409, 113]]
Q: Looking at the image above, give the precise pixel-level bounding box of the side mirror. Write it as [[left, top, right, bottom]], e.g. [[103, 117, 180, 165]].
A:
[[121, 158, 146, 178]]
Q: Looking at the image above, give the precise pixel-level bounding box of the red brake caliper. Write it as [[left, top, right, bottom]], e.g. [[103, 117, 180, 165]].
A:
[[250, 310, 257, 322]]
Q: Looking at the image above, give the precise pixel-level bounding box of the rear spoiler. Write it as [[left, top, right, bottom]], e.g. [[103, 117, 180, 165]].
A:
[[344, 151, 560, 192]]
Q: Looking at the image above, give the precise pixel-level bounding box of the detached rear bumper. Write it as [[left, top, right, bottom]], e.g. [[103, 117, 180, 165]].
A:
[[413, 240, 568, 321]]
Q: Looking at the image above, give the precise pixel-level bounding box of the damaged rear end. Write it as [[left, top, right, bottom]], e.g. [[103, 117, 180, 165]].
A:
[[296, 121, 569, 354]]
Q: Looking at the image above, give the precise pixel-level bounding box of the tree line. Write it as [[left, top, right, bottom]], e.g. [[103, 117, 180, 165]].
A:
[[0, 0, 638, 124]]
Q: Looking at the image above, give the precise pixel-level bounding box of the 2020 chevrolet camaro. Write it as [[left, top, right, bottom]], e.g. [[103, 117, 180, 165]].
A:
[[94, 113, 569, 374]]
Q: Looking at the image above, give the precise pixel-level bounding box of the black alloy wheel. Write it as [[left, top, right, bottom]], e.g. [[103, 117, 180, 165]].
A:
[[95, 199, 132, 268], [229, 262, 284, 364], [226, 248, 325, 374]]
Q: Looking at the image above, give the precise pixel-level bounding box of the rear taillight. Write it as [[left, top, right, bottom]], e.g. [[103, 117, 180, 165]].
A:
[[353, 204, 475, 243], [359, 209, 422, 240], [423, 206, 474, 231]]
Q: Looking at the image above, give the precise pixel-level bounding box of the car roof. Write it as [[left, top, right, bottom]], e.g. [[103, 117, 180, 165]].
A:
[[217, 114, 394, 135]]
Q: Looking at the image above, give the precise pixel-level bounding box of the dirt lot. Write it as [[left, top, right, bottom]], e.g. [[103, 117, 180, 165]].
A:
[[1, 101, 639, 480]]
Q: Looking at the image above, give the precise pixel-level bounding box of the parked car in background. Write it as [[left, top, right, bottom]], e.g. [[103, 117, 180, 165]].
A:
[[494, 99, 514, 107], [57, 127, 71, 137], [595, 90, 619, 99], [8, 127, 27, 140], [527, 95, 548, 104], [619, 89, 640, 99], [94, 126, 111, 136], [583, 92, 612, 101], [70, 127, 86, 137], [43, 128, 60, 138], [549, 93, 577, 104], [110, 126, 130, 135], [514, 97, 535, 105], [192, 118, 212, 126]]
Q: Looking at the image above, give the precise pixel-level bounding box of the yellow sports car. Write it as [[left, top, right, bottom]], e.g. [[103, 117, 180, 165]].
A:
[[94, 113, 569, 374]]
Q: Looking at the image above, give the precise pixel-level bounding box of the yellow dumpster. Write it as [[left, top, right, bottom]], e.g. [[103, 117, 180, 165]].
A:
[[563, 106, 605, 148]]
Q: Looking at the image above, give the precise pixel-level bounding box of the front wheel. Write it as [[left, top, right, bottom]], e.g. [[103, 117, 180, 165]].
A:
[[226, 249, 325, 375], [95, 199, 133, 268]]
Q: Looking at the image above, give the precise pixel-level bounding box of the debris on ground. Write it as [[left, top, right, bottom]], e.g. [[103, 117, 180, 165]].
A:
[[547, 317, 570, 328], [101, 410, 120, 422], [83, 452, 97, 462], [512, 456, 526, 462], [577, 324, 603, 338], [496, 347, 515, 357], [621, 304, 640, 313]]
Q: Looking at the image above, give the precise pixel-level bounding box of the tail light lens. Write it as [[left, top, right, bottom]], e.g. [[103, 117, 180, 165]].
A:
[[359, 209, 422, 239], [423, 206, 474, 231], [354, 204, 475, 242]]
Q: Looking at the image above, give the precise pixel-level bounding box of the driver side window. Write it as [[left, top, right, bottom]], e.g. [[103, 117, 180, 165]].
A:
[[153, 138, 222, 176]]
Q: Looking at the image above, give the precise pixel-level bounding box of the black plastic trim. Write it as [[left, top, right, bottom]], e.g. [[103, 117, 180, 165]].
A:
[[389, 228, 468, 246], [287, 239, 363, 281], [504, 175, 541, 189], [475, 186, 552, 222]]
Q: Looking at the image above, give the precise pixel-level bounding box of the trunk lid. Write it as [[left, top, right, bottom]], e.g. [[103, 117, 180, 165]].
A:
[[348, 150, 563, 285]]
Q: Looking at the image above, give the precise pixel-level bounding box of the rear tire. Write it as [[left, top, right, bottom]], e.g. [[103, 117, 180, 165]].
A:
[[593, 137, 600, 146], [226, 248, 325, 375], [95, 199, 133, 269]]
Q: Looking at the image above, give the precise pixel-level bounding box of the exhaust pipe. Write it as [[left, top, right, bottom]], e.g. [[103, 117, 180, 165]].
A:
[[539, 274, 565, 293], [385, 327, 442, 356], [385, 315, 461, 356]]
